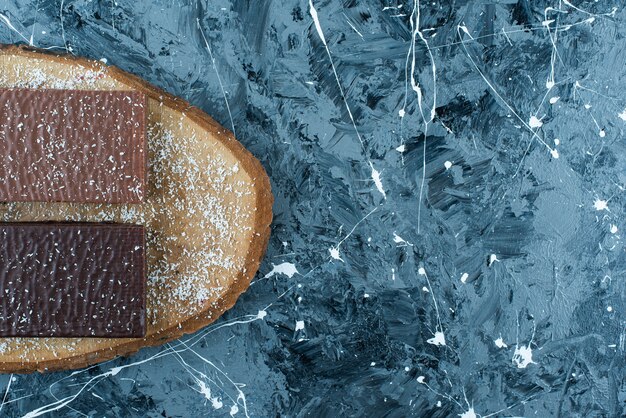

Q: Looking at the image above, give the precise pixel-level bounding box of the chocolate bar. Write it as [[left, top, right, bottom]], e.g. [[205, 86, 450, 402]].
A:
[[0, 223, 146, 337], [0, 88, 146, 203]]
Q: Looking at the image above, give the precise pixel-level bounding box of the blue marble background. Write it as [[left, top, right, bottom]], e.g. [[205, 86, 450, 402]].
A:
[[0, 0, 625, 416]]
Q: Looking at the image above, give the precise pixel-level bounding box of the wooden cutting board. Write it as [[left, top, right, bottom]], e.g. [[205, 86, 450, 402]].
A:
[[0, 44, 273, 373]]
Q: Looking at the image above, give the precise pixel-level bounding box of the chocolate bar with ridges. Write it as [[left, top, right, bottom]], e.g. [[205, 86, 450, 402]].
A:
[[0, 88, 146, 203], [0, 223, 146, 337]]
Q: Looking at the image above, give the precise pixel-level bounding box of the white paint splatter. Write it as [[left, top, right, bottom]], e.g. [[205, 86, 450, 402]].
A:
[[489, 254, 499, 266], [398, 108, 406, 117], [550, 149, 559, 159], [444, 161, 452, 170], [543, 6, 559, 94], [370, 162, 386, 199], [418, 263, 446, 350], [460, 273, 469, 283], [393, 233, 413, 246], [344, 18, 364, 39], [0, 372, 13, 415], [309, 0, 327, 44], [554, 138, 560, 145], [427, 331, 446, 346], [460, 407, 477, 418], [619, 109, 626, 121], [329, 207, 378, 264], [229, 404, 239, 416], [599, 129, 606, 137], [295, 320, 305, 331], [512, 344, 534, 368], [396, 144, 406, 153], [0, 13, 32, 45], [197, 381, 223, 410], [607, 306, 613, 312], [549, 96, 560, 104], [610, 224, 618, 234], [393, 233, 406, 243], [529, 116, 543, 128], [594, 199, 608, 211], [329, 247, 343, 261], [417, 376, 425, 383], [494, 337, 508, 348], [264, 262, 298, 279], [422, 286, 429, 293], [257, 310, 267, 320]]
